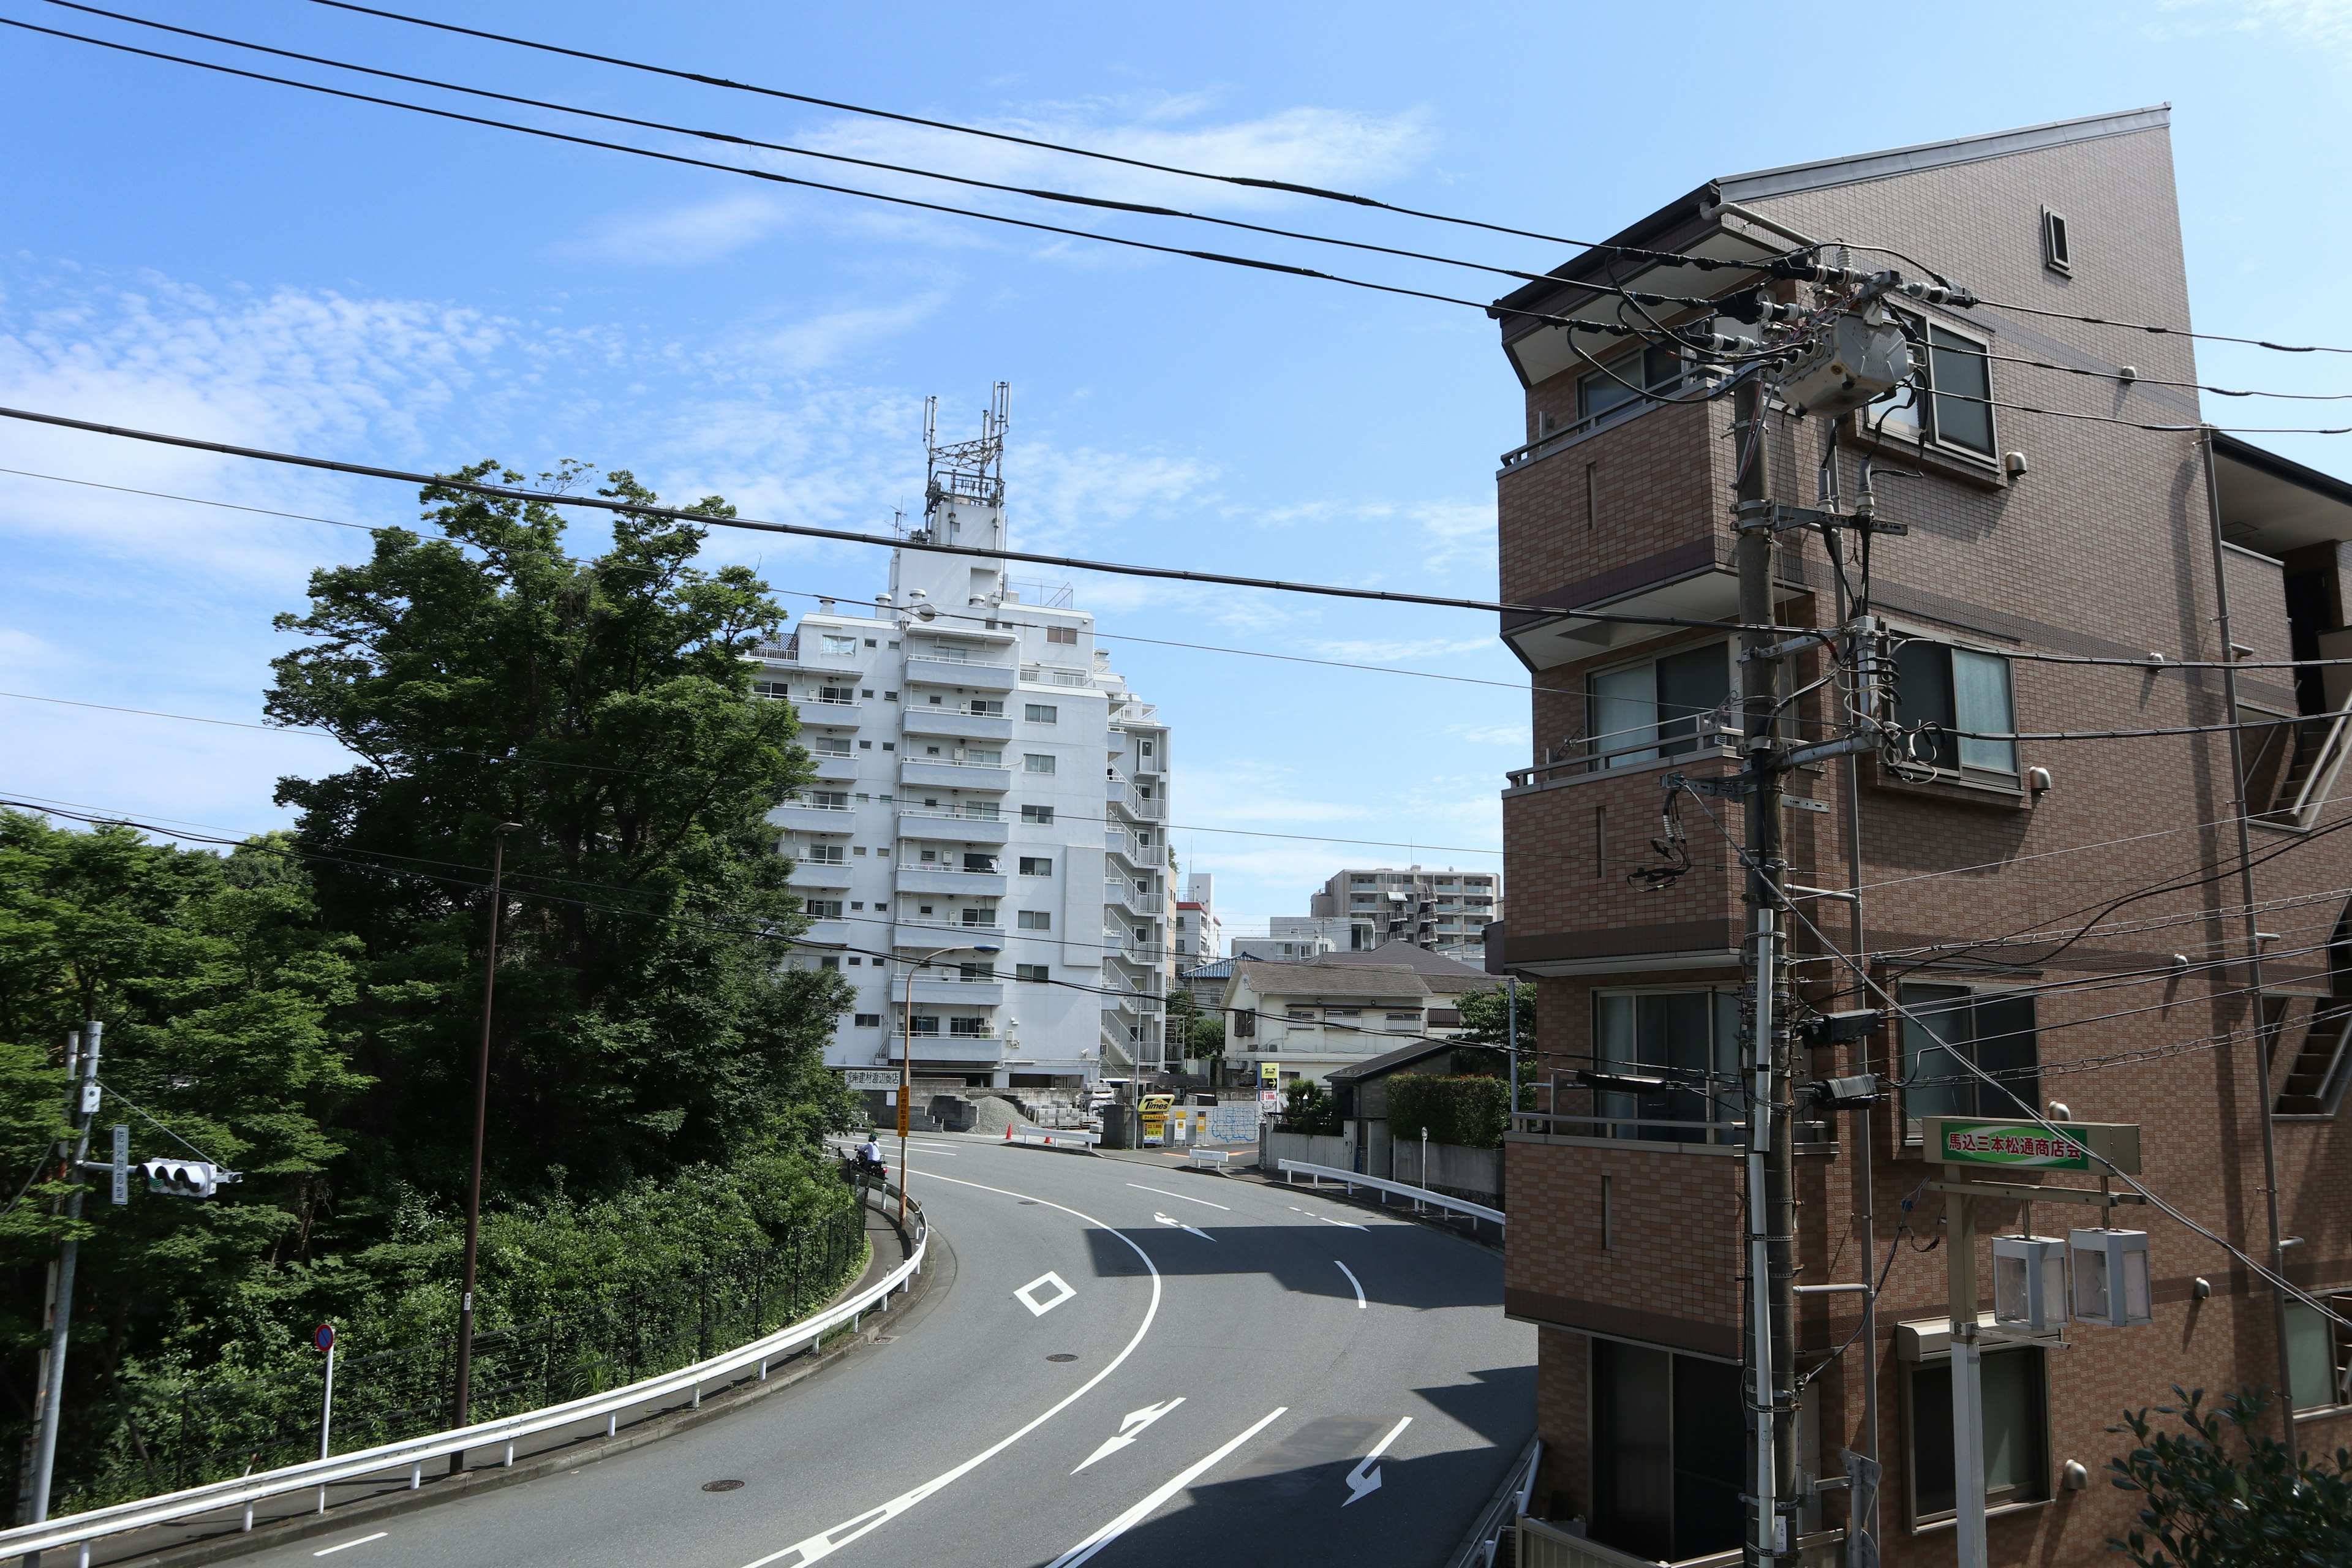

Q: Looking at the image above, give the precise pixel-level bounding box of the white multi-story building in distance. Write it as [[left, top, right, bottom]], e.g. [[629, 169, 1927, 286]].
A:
[[753, 386, 1172, 1088], [1174, 873, 1222, 967], [1297, 866, 1503, 960]]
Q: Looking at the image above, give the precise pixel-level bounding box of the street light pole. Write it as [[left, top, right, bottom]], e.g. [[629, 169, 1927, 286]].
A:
[[898, 939, 1000, 1226], [450, 822, 521, 1472]]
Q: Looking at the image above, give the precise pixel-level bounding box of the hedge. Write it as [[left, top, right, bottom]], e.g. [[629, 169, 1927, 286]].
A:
[[1385, 1074, 1510, 1149]]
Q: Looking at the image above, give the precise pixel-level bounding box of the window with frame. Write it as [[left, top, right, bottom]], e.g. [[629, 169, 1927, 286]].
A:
[[1016, 963, 1049, 983], [1019, 856, 1053, 876], [1025, 703, 1058, 723], [1906, 1348, 2049, 1521], [802, 843, 845, 864], [1588, 643, 1733, 770], [2285, 1295, 2352, 1412], [1891, 639, 2019, 779], [957, 961, 995, 981], [853, 1013, 881, 1028], [1017, 910, 1051, 930], [805, 900, 844, 919], [1899, 984, 2038, 1136], [909, 1014, 940, 1035], [1578, 344, 1686, 422], [820, 633, 859, 657], [1869, 311, 1996, 458], [1046, 625, 1079, 645], [1024, 753, 1057, 774], [1022, 804, 1055, 824], [1588, 1340, 1742, 1562], [1593, 990, 1741, 1144]]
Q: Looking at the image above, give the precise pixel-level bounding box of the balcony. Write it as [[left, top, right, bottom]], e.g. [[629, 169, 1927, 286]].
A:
[[776, 800, 857, 832], [1105, 833, 1153, 870], [904, 978, 1005, 1006], [892, 918, 1003, 948], [900, 757, 1013, 792], [809, 753, 859, 782], [900, 708, 1014, 742], [905, 653, 1018, 692], [1103, 878, 1156, 916], [746, 636, 860, 676], [794, 696, 861, 726], [1021, 663, 1094, 688], [882, 1033, 1006, 1065], [897, 865, 1009, 898], [896, 805, 1009, 844], [787, 861, 854, 889], [801, 918, 850, 945]]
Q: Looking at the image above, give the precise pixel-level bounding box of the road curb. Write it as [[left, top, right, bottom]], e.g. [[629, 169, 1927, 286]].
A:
[[99, 1203, 937, 1568]]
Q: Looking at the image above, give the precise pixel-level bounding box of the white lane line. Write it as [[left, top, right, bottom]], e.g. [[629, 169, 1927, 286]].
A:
[[1044, 1407, 1289, 1568], [1343, 1416, 1414, 1507], [1127, 1182, 1230, 1211], [1153, 1212, 1215, 1241], [733, 1172, 1163, 1568], [1290, 1205, 1369, 1232], [1014, 1270, 1077, 1317], [1072, 1397, 1185, 1474], [1334, 1260, 1366, 1309], [312, 1532, 388, 1557]]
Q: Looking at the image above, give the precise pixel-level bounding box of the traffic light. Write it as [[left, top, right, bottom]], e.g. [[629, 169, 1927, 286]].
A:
[[141, 1159, 235, 1197]]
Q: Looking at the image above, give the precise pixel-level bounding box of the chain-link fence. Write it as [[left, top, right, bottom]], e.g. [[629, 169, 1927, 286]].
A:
[[43, 1202, 867, 1513]]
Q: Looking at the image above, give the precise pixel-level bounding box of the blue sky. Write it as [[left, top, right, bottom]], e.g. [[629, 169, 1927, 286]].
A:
[[4, 0, 2349, 940]]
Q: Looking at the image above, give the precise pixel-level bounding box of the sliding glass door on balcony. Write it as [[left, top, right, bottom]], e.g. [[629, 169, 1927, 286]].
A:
[[1593, 989, 1741, 1142], [1589, 643, 1731, 769]]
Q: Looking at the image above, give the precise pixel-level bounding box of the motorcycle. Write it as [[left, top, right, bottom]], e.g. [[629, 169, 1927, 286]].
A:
[[840, 1146, 889, 1185]]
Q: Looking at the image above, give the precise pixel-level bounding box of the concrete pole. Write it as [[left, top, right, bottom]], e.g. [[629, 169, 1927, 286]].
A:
[[24, 1021, 100, 1547], [450, 823, 519, 1472], [1948, 1192, 1987, 1568]]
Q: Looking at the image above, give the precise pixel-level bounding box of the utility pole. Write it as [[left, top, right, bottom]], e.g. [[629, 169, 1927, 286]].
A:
[[1505, 975, 1520, 1115], [23, 1021, 101, 1545], [450, 822, 521, 1471], [1733, 377, 1797, 1564]]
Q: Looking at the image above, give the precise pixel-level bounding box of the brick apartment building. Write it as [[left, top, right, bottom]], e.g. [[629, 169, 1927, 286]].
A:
[[1486, 109, 2352, 1564]]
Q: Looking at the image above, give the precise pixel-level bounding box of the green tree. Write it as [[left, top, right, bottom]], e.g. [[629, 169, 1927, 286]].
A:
[[2108, 1387, 2352, 1566], [1386, 1074, 1510, 1149], [1280, 1079, 1340, 1136], [1454, 983, 1537, 1109], [264, 466, 854, 1206], [1167, 990, 1224, 1061]]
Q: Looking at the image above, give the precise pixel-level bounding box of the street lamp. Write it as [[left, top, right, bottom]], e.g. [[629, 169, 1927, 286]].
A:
[[450, 821, 521, 1471], [897, 939, 1001, 1224]]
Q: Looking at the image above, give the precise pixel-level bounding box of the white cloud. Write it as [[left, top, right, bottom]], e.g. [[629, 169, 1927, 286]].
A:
[[2147, 0, 2352, 51], [579, 194, 796, 265], [751, 293, 950, 372]]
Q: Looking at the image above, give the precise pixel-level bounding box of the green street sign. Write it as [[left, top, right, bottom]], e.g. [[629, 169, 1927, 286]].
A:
[[1935, 1121, 2092, 1170]]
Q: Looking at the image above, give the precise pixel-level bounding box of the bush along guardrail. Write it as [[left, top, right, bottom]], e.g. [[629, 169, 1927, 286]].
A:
[[45, 1202, 868, 1515]]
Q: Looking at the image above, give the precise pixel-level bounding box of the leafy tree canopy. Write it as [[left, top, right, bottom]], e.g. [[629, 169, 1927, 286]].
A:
[[2109, 1387, 2352, 1567]]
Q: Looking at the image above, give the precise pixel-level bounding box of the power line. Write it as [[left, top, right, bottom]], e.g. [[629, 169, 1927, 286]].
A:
[[1988, 350, 2352, 403], [0, 402, 1805, 635], [42, 0, 1694, 304]]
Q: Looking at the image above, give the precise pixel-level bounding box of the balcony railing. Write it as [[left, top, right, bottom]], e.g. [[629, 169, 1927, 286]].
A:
[[1494, 371, 1704, 473], [1022, 665, 1092, 687], [899, 805, 1003, 823], [908, 647, 1016, 668]]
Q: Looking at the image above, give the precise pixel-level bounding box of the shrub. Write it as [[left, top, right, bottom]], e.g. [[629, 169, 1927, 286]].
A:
[[1279, 1079, 1340, 1136], [1386, 1074, 1510, 1149], [2108, 1386, 2352, 1567]]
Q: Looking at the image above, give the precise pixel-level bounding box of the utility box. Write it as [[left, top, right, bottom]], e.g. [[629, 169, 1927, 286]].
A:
[[1992, 1235, 2069, 1331], [1776, 309, 1912, 420], [2070, 1229, 2154, 1326]]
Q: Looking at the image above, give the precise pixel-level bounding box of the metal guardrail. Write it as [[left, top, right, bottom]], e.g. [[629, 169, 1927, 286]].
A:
[[1277, 1161, 1506, 1227], [0, 1189, 927, 1564], [1005, 1123, 1101, 1150], [1447, 1437, 1540, 1568]]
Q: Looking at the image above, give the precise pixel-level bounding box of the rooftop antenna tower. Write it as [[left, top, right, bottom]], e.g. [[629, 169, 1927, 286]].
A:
[[921, 381, 1009, 535]]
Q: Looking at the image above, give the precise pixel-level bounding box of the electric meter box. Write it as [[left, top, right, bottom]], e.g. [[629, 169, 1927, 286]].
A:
[[2069, 1228, 2154, 1327], [1991, 1235, 2068, 1331], [1777, 311, 1912, 420]]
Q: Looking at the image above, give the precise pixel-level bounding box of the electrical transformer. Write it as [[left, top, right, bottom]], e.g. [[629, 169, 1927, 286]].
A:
[[1777, 309, 1912, 420]]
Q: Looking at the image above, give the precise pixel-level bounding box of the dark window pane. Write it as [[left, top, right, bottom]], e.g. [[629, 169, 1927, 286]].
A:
[[1643, 344, 1684, 388], [1671, 1357, 1746, 1557], [1910, 1362, 1956, 1517], [1583, 366, 1643, 420], [1893, 641, 1957, 767], [1656, 643, 1731, 758], [1901, 984, 1973, 1124], [1981, 1351, 2048, 1499], [1929, 328, 1996, 454], [1971, 995, 2038, 1117], [1594, 1341, 1675, 1560]]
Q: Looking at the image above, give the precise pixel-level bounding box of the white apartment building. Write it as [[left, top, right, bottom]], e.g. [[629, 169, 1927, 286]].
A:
[[754, 389, 1172, 1088], [1173, 872, 1222, 967], [1300, 865, 1503, 960]]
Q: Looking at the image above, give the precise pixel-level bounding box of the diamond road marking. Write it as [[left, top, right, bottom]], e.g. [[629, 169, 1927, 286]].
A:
[[1014, 1270, 1077, 1317]]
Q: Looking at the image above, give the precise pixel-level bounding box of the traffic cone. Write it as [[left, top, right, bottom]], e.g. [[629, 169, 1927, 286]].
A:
[[1004, 1124, 1012, 1140]]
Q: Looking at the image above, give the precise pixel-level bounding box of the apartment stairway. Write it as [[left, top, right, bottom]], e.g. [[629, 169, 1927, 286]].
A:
[[2259, 714, 2348, 826], [2277, 1005, 2352, 1115]]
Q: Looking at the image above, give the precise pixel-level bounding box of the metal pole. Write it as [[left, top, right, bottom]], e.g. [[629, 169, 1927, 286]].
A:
[[450, 823, 520, 1472], [2201, 430, 2299, 1441], [1506, 976, 1520, 1115], [899, 955, 921, 1229], [1948, 1192, 1987, 1568], [24, 1022, 100, 1551], [1734, 375, 1795, 1564], [319, 1338, 336, 1461]]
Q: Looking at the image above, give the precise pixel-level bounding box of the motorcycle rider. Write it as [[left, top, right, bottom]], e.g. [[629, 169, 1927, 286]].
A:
[[856, 1132, 886, 1175]]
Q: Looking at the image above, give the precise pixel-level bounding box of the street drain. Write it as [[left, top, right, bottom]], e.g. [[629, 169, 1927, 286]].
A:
[[703, 1479, 745, 1493], [1019, 1200, 1039, 1205], [1047, 1353, 1079, 1363]]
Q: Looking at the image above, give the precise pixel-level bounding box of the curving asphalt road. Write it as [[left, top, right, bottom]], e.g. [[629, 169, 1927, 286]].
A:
[[230, 1136, 1533, 1568]]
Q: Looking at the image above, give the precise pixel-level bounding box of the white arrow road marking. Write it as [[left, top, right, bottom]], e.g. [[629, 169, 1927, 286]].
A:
[[1127, 1182, 1230, 1211], [1288, 1204, 1369, 1231], [312, 1532, 386, 1557], [1334, 1260, 1366, 1308], [733, 1174, 1161, 1568], [1072, 1396, 1186, 1472], [1342, 1416, 1413, 1506], [1045, 1408, 1289, 1568], [1153, 1211, 1214, 1240], [1014, 1271, 1077, 1317]]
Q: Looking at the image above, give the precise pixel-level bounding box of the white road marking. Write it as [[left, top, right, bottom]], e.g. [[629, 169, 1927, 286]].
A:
[[1334, 1260, 1366, 1308], [1044, 1408, 1289, 1567], [1342, 1416, 1414, 1506], [1313, 1213, 1369, 1232], [1072, 1397, 1186, 1473], [732, 1174, 1163, 1568], [1126, 1182, 1229, 1211], [1014, 1271, 1077, 1317], [312, 1532, 388, 1557], [1152, 1212, 1214, 1241]]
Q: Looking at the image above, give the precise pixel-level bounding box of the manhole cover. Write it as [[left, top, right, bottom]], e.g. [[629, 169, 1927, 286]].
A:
[[703, 1479, 745, 1493], [1047, 1353, 1079, 1363]]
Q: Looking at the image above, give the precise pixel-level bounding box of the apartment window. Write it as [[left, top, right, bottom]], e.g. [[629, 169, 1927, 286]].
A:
[[960, 906, 997, 926], [1019, 856, 1054, 876], [883, 692, 897, 701], [817, 956, 839, 969], [858, 739, 872, 750], [2041, 206, 2071, 276], [965, 747, 1003, 765], [1907, 1348, 2049, 1522], [805, 900, 844, 919], [962, 852, 996, 872], [1026, 704, 1058, 723], [910, 1015, 940, 1035], [2285, 1295, 2352, 1412], [1022, 804, 1055, 824], [1588, 1341, 1742, 1562], [1286, 1006, 1316, 1020], [853, 1013, 881, 1028], [853, 845, 869, 856], [1578, 343, 1685, 422], [881, 742, 894, 752], [846, 956, 861, 964], [820, 634, 858, 657], [1046, 625, 1079, 645], [1016, 963, 1049, 983], [1891, 639, 2019, 778], [863, 637, 878, 648], [1325, 1007, 1360, 1020], [1588, 643, 1732, 769], [804, 843, 845, 864], [1871, 311, 1996, 457], [957, 961, 995, 981], [753, 680, 788, 699], [818, 685, 854, 703], [1351, 876, 1377, 887], [1017, 910, 1052, 930], [1899, 984, 2038, 1136], [1024, 754, 1057, 774], [950, 1017, 988, 1037], [1593, 990, 1741, 1144], [861, 689, 874, 698]]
